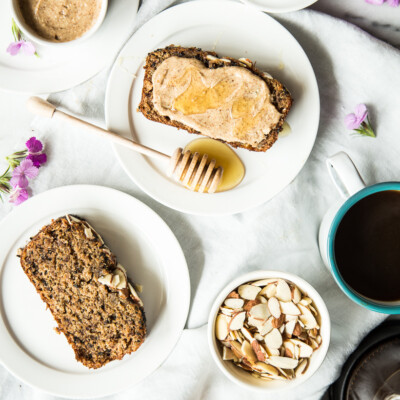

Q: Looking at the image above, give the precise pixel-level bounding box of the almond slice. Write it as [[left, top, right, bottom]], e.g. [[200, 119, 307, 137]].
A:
[[249, 303, 270, 321], [267, 356, 298, 369], [241, 340, 257, 364], [254, 362, 279, 375], [275, 280, 292, 302], [264, 328, 282, 349], [285, 319, 297, 337], [272, 314, 285, 329], [264, 345, 280, 356], [98, 273, 113, 285], [295, 359, 308, 376], [267, 297, 281, 318], [230, 340, 244, 360], [252, 340, 267, 362], [298, 304, 317, 329], [254, 333, 264, 341], [290, 339, 314, 358], [280, 301, 301, 316], [256, 295, 268, 304], [251, 278, 278, 287], [219, 307, 234, 316], [227, 291, 240, 298], [229, 311, 246, 331], [259, 317, 274, 336], [215, 314, 230, 340], [224, 298, 244, 309], [291, 286, 302, 304], [223, 346, 236, 361], [240, 327, 254, 342], [299, 297, 312, 306], [248, 316, 264, 329], [238, 284, 261, 300], [244, 299, 260, 311], [260, 283, 277, 298]]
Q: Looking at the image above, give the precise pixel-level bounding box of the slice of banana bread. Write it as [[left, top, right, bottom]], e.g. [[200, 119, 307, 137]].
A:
[[138, 45, 293, 152], [19, 215, 146, 369]]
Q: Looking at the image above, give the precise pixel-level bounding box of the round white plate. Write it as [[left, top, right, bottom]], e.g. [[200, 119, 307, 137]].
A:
[[0, 185, 190, 398], [105, 0, 319, 216], [0, 0, 138, 94], [240, 0, 318, 13]]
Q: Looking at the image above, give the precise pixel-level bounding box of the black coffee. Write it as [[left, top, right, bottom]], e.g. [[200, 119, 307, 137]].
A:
[[334, 190, 400, 302]]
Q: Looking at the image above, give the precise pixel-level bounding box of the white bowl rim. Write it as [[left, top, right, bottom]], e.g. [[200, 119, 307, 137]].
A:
[[9, 0, 108, 48], [207, 270, 331, 392]]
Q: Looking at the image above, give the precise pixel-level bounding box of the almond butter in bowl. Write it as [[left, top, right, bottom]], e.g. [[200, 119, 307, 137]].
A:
[[208, 271, 330, 391]]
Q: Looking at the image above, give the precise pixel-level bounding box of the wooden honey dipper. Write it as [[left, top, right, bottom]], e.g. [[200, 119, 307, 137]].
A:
[[27, 97, 223, 193]]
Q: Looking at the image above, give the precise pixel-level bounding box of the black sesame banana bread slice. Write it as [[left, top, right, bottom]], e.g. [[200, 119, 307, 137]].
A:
[[138, 45, 293, 152], [19, 215, 146, 369]]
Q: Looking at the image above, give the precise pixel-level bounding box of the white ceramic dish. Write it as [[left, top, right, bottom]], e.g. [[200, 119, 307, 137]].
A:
[[10, 0, 108, 48], [239, 0, 318, 13], [0, 185, 190, 398], [105, 0, 319, 216], [0, 0, 138, 93], [207, 270, 330, 392]]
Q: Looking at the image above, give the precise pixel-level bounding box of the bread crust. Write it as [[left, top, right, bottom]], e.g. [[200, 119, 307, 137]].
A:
[[138, 45, 293, 152], [19, 216, 146, 369]]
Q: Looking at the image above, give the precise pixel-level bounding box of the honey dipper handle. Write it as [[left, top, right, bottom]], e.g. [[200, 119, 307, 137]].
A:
[[26, 97, 170, 162]]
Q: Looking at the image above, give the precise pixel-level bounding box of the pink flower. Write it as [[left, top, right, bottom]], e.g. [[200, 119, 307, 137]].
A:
[[25, 137, 43, 154], [6, 40, 36, 56], [9, 187, 29, 205], [387, 0, 399, 6], [365, 0, 399, 4], [10, 159, 38, 189], [26, 153, 47, 168], [345, 104, 368, 130]]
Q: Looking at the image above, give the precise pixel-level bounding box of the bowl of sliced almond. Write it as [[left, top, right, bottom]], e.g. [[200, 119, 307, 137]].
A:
[[208, 270, 330, 392]]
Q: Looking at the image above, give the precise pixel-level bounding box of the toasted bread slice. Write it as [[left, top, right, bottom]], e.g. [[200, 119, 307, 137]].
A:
[[138, 45, 293, 152], [19, 215, 146, 369]]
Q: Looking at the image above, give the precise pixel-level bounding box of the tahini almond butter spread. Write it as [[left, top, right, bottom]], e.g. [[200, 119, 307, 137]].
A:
[[18, 0, 102, 42], [152, 57, 282, 147]]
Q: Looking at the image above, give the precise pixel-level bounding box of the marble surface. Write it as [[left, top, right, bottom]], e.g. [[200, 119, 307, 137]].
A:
[[310, 0, 400, 48]]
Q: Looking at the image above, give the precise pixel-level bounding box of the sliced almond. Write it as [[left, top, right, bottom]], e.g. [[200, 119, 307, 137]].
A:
[[290, 339, 314, 358], [285, 319, 297, 337], [259, 317, 274, 336], [264, 328, 282, 349], [299, 297, 313, 306], [285, 347, 294, 358], [293, 322, 303, 337], [241, 340, 257, 364], [98, 273, 113, 285], [220, 307, 234, 316], [227, 291, 240, 298], [272, 314, 285, 329], [275, 280, 292, 302], [229, 311, 246, 331], [283, 340, 296, 356], [256, 295, 268, 304], [215, 314, 230, 340], [316, 335, 322, 345], [264, 345, 280, 356], [128, 283, 143, 306], [223, 346, 236, 361], [254, 333, 264, 341], [249, 303, 270, 321], [224, 298, 244, 309], [240, 327, 254, 342], [230, 340, 244, 360], [238, 284, 261, 300], [267, 356, 298, 369], [295, 359, 308, 376], [251, 278, 278, 286], [267, 297, 281, 318], [251, 340, 267, 362], [298, 304, 317, 329], [243, 299, 260, 312], [254, 362, 279, 375], [309, 337, 319, 350], [111, 274, 120, 287], [291, 286, 302, 304], [279, 301, 301, 316], [84, 227, 94, 239]]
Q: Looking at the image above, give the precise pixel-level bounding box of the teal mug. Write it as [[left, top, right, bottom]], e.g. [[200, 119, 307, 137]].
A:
[[318, 152, 400, 314]]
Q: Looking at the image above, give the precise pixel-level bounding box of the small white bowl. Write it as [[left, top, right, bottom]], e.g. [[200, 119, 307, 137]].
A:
[[207, 270, 330, 392], [10, 0, 108, 48]]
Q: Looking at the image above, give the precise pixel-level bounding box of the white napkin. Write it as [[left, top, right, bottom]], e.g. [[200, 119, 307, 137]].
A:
[[1, 1, 400, 399]]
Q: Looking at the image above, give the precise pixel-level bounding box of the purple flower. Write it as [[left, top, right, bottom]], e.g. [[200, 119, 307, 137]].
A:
[[10, 159, 38, 189], [26, 153, 47, 168], [9, 187, 29, 205], [25, 137, 43, 154], [387, 0, 399, 6], [6, 40, 36, 56], [345, 104, 368, 130], [365, 0, 399, 4]]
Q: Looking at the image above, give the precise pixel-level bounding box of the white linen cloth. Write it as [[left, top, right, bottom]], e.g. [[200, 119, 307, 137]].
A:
[[1, 0, 400, 398]]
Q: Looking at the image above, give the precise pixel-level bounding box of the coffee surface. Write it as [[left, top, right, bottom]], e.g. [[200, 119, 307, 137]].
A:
[[334, 190, 400, 302]]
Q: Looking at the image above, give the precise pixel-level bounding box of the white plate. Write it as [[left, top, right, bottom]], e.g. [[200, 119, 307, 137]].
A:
[[105, 0, 319, 216], [0, 0, 138, 94], [239, 0, 318, 13], [0, 185, 190, 398]]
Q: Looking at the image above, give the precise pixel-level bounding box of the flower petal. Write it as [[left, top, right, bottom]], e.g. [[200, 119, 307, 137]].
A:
[[10, 174, 29, 189], [387, 0, 399, 6], [21, 41, 36, 56], [345, 113, 359, 130], [354, 103, 368, 122], [6, 41, 22, 56], [27, 153, 47, 168], [365, 0, 385, 4], [26, 137, 43, 154], [14, 189, 29, 205]]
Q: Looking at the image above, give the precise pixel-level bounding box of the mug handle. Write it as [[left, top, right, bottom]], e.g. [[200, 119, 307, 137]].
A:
[[326, 152, 366, 199]]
